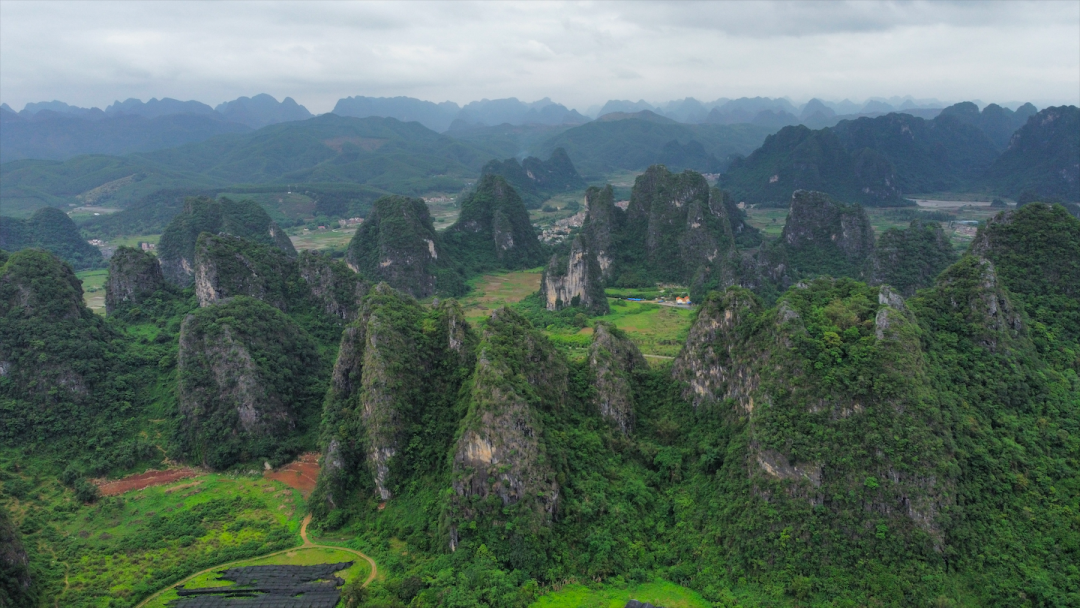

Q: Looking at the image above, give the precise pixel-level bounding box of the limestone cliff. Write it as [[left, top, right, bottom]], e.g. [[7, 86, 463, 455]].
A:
[[193, 233, 299, 310], [314, 285, 475, 509], [448, 307, 565, 549], [104, 246, 165, 314], [298, 250, 368, 322], [442, 175, 546, 272], [177, 296, 324, 470], [346, 195, 450, 298], [589, 322, 647, 435], [158, 196, 295, 286], [674, 280, 954, 552], [741, 190, 875, 298], [610, 166, 741, 299], [540, 234, 608, 313], [581, 185, 619, 281]]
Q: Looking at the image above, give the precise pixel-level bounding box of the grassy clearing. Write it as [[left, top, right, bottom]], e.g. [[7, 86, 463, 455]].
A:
[[144, 546, 370, 607], [76, 268, 109, 315], [458, 268, 544, 324], [1, 460, 305, 608], [531, 580, 711, 608], [594, 300, 694, 358], [424, 195, 461, 230], [289, 226, 357, 253]]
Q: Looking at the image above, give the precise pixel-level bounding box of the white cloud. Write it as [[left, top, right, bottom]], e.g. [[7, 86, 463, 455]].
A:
[[1, 0, 1076, 113]]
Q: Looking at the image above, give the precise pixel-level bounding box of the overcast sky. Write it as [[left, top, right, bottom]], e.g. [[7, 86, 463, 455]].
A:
[[1, 0, 1077, 113]]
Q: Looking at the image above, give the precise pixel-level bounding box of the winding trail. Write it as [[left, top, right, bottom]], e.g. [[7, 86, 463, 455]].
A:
[[134, 514, 377, 608]]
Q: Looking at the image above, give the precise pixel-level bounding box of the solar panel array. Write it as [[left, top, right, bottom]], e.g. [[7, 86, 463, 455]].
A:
[[167, 562, 354, 608]]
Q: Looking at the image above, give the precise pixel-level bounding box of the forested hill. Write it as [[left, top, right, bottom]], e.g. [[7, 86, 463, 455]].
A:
[[0, 114, 511, 216], [536, 117, 777, 177], [722, 105, 1080, 206], [2, 200, 1077, 606]]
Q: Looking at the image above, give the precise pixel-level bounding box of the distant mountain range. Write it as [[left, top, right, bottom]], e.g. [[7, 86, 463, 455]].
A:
[[722, 104, 1079, 206]]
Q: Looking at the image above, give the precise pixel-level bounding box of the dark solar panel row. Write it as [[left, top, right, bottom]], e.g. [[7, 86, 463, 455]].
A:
[[167, 562, 354, 608]]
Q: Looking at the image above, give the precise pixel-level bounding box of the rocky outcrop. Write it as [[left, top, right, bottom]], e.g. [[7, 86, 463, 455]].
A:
[[104, 246, 165, 314], [674, 281, 953, 549], [672, 288, 763, 412], [581, 185, 619, 280], [177, 296, 323, 469], [0, 249, 86, 322], [298, 251, 368, 322], [158, 196, 295, 286], [540, 234, 608, 313], [0, 508, 34, 607], [871, 218, 956, 296], [448, 307, 565, 550], [442, 175, 546, 272], [346, 196, 445, 298], [930, 256, 1024, 353], [589, 322, 647, 435], [193, 233, 299, 310], [314, 285, 476, 509]]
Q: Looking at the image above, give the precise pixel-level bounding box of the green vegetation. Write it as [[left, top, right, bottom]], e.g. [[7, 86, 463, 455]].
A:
[[158, 196, 294, 285], [480, 148, 586, 208], [872, 219, 958, 296], [984, 105, 1079, 202], [537, 118, 775, 178], [0, 207, 104, 269], [76, 268, 108, 314], [441, 175, 547, 273], [723, 111, 1002, 207], [531, 580, 711, 608], [0, 464, 302, 608]]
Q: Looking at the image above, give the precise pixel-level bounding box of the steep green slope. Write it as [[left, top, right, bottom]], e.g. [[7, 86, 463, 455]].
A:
[[937, 101, 1037, 151], [157, 196, 294, 286], [871, 219, 958, 296], [104, 246, 165, 315], [345, 195, 463, 298], [177, 296, 325, 469], [0, 489, 36, 608], [0, 207, 104, 270], [984, 105, 1080, 202], [441, 175, 547, 273]]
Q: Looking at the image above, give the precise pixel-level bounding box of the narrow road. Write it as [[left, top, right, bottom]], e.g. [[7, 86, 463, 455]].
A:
[[135, 514, 376, 607]]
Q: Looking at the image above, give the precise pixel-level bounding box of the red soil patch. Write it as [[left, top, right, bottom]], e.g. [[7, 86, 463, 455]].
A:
[[94, 468, 199, 496], [264, 452, 320, 496]]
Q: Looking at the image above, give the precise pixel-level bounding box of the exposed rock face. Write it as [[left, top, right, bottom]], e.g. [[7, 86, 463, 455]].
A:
[[0, 508, 33, 607], [193, 233, 298, 310], [105, 246, 165, 314], [443, 175, 546, 272], [177, 296, 323, 469], [540, 234, 608, 313], [298, 250, 368, 322], [589, 322, 646, 435], [624, 166, 739, 286], [672, 288, 763, 412], [448, 307, 565, 550], [674, 281, 953, 550], [582, 185, 619, 280], [314, 285, 475, 508], [158, 196, 295, 286], [871, 219, 957, 296], [346, 195, 444, 298]]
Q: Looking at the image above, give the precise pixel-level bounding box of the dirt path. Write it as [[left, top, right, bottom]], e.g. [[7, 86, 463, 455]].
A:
[[134, 514, 377, 607]]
